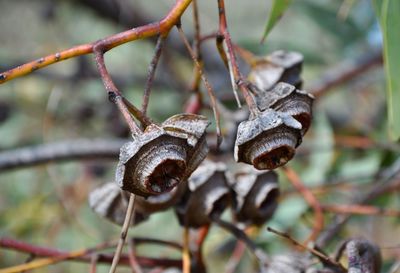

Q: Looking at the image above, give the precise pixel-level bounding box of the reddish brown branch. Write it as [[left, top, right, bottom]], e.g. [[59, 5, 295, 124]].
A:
[[0, 0, 193, 84], [309, 51, 383, 98], [283, 166, 324, 245], [0, 237, 181, 268], [217, 0, 259, 114], [322, 204, 400, 217], [317, 158, 400, 247]]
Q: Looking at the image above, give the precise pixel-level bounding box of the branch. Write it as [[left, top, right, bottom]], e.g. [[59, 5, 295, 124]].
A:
[[0, 237, 181, 269], [266, 227, 346, 272], [282, 166, 324, 245], [316, 157, 400, 247], [0, 139, 126, 172], [0, 0, 193, 84], [309, 51, 382, 98]]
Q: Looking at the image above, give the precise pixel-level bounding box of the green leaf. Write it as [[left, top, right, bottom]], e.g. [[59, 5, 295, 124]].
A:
[[373, 0, 400, 140], [261, 0, 293, 42]]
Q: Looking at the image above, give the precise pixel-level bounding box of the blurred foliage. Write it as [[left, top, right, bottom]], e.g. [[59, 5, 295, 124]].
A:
[[373, 0, 400, 140], [0, 1, 399, 273]]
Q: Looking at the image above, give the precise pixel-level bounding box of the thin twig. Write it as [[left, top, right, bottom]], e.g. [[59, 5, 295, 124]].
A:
[[266, 227, 346, 272], [317, 157, 400, 247], [182, 227, 191, 273], [176, 24, 222, 146], [217, 0, 259, 114], [128, 239, 144, 273], [0, 241, 113, 273], [94, 50, 142, 135], [142, 35, 167, 115], [195, 225, 210, 271], [212, 216, 269, 266], [225, 240, 246, 273], [283, 166, 324, 245], [0, 237, 181, 268], [122, 97, 153, 128], [89, 254, 99, 273], [0, 139, 125, 171], [108, 193, 137, 273], [189, 0, 203, 98], [309, 51, 382, 98], [322, 204, 400, 217]]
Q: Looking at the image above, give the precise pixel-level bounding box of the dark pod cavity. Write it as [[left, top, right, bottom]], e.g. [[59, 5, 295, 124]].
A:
[[116, 114, 210, 197], [234, 109, 302, 170], [175, 160, 231, 228]]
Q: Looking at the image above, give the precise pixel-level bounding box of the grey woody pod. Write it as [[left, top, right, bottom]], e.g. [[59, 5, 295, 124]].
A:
[[346, 239, 381, 273], [256, 82, 314, 135], [229, 167, 279, 226], [260, 253, 311, 273], [234, 109, 302, 170], [135, 183, 187, 215], [175, 160, 231, 228], [116, 114, 210, 197], [88, 182, 148, 226], [248, 50, 303, 92], [89, 182, 185, 226]]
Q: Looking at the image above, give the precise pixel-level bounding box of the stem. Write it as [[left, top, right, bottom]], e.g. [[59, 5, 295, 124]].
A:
[[190, 0, 203, 95], [0, 237, 182, 268], [195, 225, 210, 271], [283, 166, 324, 245], [142, 35, 167, 115], [94, 50, 142, 135], [90, 254, 99, 273], [217, 0, 258, 114], [212, 216, 269, 266], [182, 227, 191, 273], [176, 24, 222, 146], [128, 239, 144, 273], [225, 241, 246, 273], [0, 241, 113, 273], [108, 193, 137, 273], [266, 227, 346, 272]]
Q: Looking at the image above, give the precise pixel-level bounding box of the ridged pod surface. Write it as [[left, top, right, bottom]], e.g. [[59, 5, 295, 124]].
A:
[[256, 82, 314, 135], [116, 114, 210, 197], [175, 160, 230, 228], [234, 109, 302, 170], [248, 50, 303, 92], [88, 182, 148, 226], [228, 166, 279, 226]]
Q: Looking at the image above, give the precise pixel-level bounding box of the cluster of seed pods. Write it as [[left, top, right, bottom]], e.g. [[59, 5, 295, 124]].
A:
[[235, 51, 314, 170], [89, 51, 313, 230], [90, 160, 280, 229]]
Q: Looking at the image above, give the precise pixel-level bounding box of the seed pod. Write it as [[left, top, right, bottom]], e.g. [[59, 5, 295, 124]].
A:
[[175, 160, 231, 228], [162, 113, 210, 176], [256, 82, 314, 135], [116, 114, 210, 197], [234, 109, 302, 170], [135, 182, 187, 215], [88, 182, 148, 226], [248, 50, 303, 92], [89, 182, 186, 226], [228, 166, 279, 226], [260, 253, 311, 273], [346, 239, 381, 273]]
